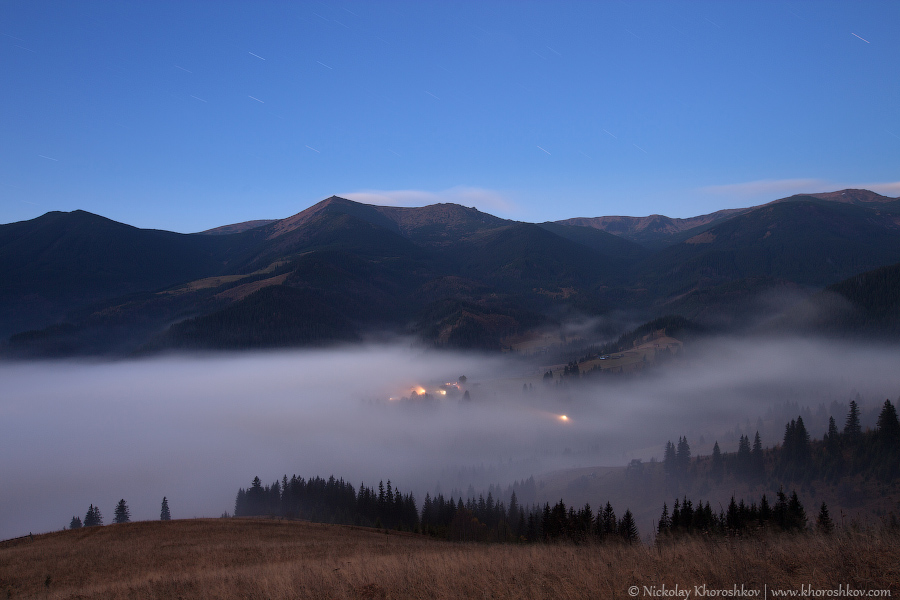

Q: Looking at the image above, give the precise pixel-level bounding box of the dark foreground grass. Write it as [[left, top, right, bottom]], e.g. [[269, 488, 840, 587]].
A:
[[1, 518, 898, 599]]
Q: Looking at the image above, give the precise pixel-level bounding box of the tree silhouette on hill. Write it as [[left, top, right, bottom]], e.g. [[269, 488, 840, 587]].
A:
[[84, 504, 102, 527], [113, 499, 130, 524]]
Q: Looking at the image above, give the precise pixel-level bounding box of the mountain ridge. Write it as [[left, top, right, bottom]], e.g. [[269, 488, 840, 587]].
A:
[[5, 188, 900, 355]]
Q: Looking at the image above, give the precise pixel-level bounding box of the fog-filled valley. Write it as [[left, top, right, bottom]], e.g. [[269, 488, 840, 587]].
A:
[[3, 335, 899, 541]]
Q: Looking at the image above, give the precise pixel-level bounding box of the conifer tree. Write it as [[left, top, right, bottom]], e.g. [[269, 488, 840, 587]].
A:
[[876, 399, 899, 441], [736, 435, 751, 477], [787, 491, 806, 531], [160, 497, 171, 521], [114, 499, 130, 524], [816, 502, 834, 534], [676, 437, 691, 474], [710, 441, 724, 483], [69, 516, 82, 529], [844, 400, 862, 439], [758, 494, 772, 523], [773, 488, 788, 529], [751, 432, 764, 478], [84, 504, 103, 527], [507, 491, 519, 524], [618, 509, 639, 542], [663, 441, 677, 475], [598, 502, 617, 539], [657, 503, 671, 537], [826, 416, 839, 442]]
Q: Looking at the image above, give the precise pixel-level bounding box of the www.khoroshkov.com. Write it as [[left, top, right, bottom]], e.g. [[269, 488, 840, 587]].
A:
[[629, 584, 891, 598]]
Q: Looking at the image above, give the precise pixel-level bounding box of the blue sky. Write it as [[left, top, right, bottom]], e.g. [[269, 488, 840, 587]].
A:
[[2, 1, 898, 232]]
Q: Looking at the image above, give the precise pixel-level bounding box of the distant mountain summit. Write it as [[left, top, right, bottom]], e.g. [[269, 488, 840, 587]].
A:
[[793, 188, 896, 206], [556, 208, 748, 249], [265, 196, 511, 245], [4, 188, 900, 355], [553, 189, 899, 249]]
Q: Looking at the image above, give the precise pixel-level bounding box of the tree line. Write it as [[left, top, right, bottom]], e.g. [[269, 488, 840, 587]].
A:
[[656, 487, 822, 539], [420, 492, 640, 544], [68, 497, 171, 529], [663, 398, 900, 487], [232, 474, 642, 544], [233, 475, 418, 531]]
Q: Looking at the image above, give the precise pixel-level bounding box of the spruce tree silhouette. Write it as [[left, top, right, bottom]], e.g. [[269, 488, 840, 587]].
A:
[[84, 504, 102, 527], [844, 400, 862, 439], [113, 499, 130, 524]]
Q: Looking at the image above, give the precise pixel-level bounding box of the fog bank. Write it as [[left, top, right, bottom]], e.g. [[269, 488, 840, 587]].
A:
[[2, 337, 899, 540]]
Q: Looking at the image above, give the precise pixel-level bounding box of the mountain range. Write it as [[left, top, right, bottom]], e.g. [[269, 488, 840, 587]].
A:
[[3, 189, 900, 356]]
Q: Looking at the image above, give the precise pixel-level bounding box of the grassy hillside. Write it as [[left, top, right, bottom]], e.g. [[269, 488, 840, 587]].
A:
[[2, 518, 896, 599]]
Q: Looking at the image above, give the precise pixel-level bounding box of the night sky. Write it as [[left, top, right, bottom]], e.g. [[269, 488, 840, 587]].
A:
[[2, 1, 898, 232]]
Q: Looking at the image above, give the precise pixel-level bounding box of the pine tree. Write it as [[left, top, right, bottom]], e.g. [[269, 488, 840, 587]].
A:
[[657, 503, 671, 537], [876, 399, 899, 441], [507, 491, 519, 524], [758, 494, 772, 524], [676, 437, 691, 474], [773, 488, 788, 530], [726, 496, 740, 531], [736, 435, 751, 478], [844, 400, 862, 439], [816, 502, 834, 534], [751, 432, 764, 478], [84, 504, 103, 527], [711, 441, 724, 483], [826, 416, 839, 442], [787, 491, 807, 531], [114, 499, 130, 524], [663, 441, 677, 475], [69, 516, 82, 529], [160, 497, 171, 521], [598, 501, 617, 539], [618, 509, 639, 543], [671, 499, 681, 530]]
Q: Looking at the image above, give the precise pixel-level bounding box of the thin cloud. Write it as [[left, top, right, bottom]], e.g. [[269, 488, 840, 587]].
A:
[[700, 178, 826, 199], [341, 187, 519, 215], [857, 181, 900, 197], [700, 178, 900, 200]]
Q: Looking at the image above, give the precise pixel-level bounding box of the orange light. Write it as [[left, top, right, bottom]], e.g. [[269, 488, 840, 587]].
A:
[[559, 415, 569, 422]]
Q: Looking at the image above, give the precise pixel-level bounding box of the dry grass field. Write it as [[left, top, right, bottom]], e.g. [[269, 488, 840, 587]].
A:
[[2, 518, 898, 599]]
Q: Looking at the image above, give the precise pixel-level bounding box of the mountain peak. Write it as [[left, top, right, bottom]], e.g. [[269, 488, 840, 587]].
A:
[[798, 188, 897, 204], [265, 196, 511, 243], [267, 196, 397, 239]]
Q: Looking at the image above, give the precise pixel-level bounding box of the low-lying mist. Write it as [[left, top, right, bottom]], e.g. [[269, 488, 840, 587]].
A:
[[2, 335, 899, 540]]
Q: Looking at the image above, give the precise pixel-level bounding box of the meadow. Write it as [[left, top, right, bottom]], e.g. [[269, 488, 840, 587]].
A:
[[2, 518, 897, 599]]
